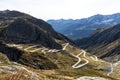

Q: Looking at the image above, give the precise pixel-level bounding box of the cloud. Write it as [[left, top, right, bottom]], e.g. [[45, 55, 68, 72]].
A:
[[0, 0, 120, 20]]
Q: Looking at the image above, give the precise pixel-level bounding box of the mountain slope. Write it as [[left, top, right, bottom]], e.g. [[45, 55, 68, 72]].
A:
[[0, 10, 73, 49], [48, 13, 120, 39], [0, 42, 119, 80], [75, 24, 120, 61], [0, 10, 119, 80]]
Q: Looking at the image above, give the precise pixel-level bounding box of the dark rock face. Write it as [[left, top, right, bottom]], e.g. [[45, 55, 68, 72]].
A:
[[0, 42, 23, 61], [0, 10, 73, 49], [3, 19, 39, 41], [75, 24, 120, 60]]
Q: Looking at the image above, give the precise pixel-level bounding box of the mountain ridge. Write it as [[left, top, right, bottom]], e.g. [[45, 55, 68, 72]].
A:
[[48, 13, 120, 39], [75, 24, 120, 62], [0, 10, 74, 49]]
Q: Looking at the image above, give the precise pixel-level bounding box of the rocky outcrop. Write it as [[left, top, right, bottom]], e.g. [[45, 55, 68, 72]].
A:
[[0, 64, 40, 80], [76, 76, 106, 80], [0, 42, 24, 61]]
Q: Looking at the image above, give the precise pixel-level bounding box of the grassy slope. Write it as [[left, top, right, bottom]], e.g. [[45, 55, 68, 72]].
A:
[[0, 43, 119, 80]]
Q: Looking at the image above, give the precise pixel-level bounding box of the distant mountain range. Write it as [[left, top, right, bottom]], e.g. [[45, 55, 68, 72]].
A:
[[48, 13, 120, 39], [75, 24, 120, 62]]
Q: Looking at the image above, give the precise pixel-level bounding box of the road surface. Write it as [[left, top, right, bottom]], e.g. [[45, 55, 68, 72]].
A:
[[90, 55, 98, 61], [107, 63, 113, 76], [63, 43, 89, 68], [24, 45, 38, 51]]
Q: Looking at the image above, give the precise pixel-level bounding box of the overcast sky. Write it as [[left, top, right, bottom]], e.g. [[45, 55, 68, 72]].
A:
[[0, 0, 120, 20]]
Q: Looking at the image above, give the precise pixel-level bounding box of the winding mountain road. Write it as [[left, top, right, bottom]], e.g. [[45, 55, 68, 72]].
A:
[[71, 51, 89, 68], [62, 43, 69, 50], [48, 49, 60, 53], [90, 55, 98, 61], [63, 43, 89, 68], [24, 45, 38, 51], [62, 43, 114, 78], [7, 43, 114, 77], [24, 43, 114, 76], [81, 50, 87, 58], [7, 44, 23, 49], [29, 48, 42, 52], [70, 52, 82, 68], [107, 63, 113, 76], [76, 76, 106, 80]]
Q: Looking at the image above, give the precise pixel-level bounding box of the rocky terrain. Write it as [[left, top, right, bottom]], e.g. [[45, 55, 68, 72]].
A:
[[75, 24, 120, 62], [0, 10, 119, 80], [76, 76, 106, 80], [48, 13, 120, 39]]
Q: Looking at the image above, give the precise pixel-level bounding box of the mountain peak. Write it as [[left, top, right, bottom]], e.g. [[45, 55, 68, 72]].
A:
[[48, 13, 120, 39], [0, 10, 73, 49], [0, 10, 29, 18], [0, 9, 10, 13]]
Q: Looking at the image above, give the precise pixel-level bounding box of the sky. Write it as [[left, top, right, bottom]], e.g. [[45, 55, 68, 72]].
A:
[[0, 0, 120, 20]]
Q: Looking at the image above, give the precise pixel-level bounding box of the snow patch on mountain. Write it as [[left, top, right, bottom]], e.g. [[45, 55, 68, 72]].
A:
[[102, 19, 114, 23]]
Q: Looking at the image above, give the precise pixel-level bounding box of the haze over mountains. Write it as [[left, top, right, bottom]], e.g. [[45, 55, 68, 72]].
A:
[[48, 13, 120, 39]]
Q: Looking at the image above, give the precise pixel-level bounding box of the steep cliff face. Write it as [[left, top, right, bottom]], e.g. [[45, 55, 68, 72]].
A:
[[0, 42, 23, 61], [0, 10, 73, 49], [75, 24, 120, 61]]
